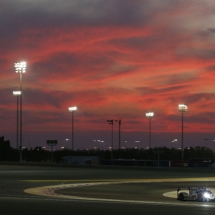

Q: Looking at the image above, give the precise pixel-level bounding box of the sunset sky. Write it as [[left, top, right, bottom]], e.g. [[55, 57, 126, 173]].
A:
[[1, 0, 215, 151]]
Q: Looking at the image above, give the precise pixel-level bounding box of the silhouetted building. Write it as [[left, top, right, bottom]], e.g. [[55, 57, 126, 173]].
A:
[[0, 136, 12, 161]]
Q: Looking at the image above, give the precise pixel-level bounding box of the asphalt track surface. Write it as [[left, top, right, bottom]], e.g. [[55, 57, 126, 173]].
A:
[[1, 164, 215, 215]]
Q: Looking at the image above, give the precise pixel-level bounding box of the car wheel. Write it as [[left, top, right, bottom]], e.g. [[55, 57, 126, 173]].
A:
[[180, 192, 188, 201], [197, 193, 204, 202]]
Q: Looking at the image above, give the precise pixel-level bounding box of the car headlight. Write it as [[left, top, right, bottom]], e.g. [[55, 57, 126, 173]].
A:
[[204, 192, 210, 198]]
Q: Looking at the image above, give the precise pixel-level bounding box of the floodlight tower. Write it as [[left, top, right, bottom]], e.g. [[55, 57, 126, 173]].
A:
[[107, 120, 114, 162], [65, 138, 70, 149], [171, 139, 178, 148], [178, 104, 188, 161], [28, 136, 32, 149], [146, 112, 154, 148], [204, 138, 209, 148], [68, 106, 77, 150], [13, 91, 21, 150], [14, 61, 26, 162]]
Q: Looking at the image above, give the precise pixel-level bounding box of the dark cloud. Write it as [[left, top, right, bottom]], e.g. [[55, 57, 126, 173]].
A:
[[0, 0, 149, 28], [136, 84, 189, 96], [185, 93, 215, 106], [208, 28, 215, 33]]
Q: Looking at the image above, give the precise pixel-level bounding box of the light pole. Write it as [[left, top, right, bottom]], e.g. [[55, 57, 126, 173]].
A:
[[204, 138, 209, 148], [13, 91, 21, 150], [100, 140, 104, 150], [146, 112, 154, 148], [135, 140, 140, 149], [65, 138, 70, 149], [110, 120, 121, 149], [28, 136, 32, 149], [154, 150, 164, 167], [107, 120, 114, 162], [68, 106, 77, 150], [46, 140, 57, 163], [118, 120, 121, 150], [178, 104, 188, 161], [14, 61, 26, 162], [171, 139, 177, 148], [122, 140, 127, 149]]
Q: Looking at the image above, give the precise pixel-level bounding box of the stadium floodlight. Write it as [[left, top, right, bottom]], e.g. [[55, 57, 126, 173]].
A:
[[178, 104, 188, 160], [178, 104, 188, 112], [68, 106, 77, 150], [68, 106, 77, 112], [14, 61, 27, 162], [13, 91, 22, 96], [14, 61, 27, 73], [146, 112, 154, 148], [146, 112, 154, 118], [65, 138, 70, 149]]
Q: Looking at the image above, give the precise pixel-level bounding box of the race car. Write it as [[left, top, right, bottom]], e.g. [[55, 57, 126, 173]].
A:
[[177, 187, 215, 202]]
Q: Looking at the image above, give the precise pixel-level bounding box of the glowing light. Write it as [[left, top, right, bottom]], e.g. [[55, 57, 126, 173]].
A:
[[178, 104, 188, 112], [68, 106, 77, 112], [146, 112, 154, 118], [13, 91, 21, 96], [14, 61, 27, 73]]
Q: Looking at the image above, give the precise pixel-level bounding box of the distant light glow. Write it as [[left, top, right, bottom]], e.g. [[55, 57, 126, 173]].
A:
[[68, 106, 77, 112], [178, 104, 188, 112], [13, 91, 22, 96], [14, 61, 27, 73], [146, 112, 154, 118]]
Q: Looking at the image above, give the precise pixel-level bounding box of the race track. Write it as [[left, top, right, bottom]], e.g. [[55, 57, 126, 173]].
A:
[[1, 164, 215, 215]]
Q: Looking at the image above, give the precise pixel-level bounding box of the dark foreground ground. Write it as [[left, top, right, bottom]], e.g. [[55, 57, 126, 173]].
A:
[[0, 164, 215, 215]]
